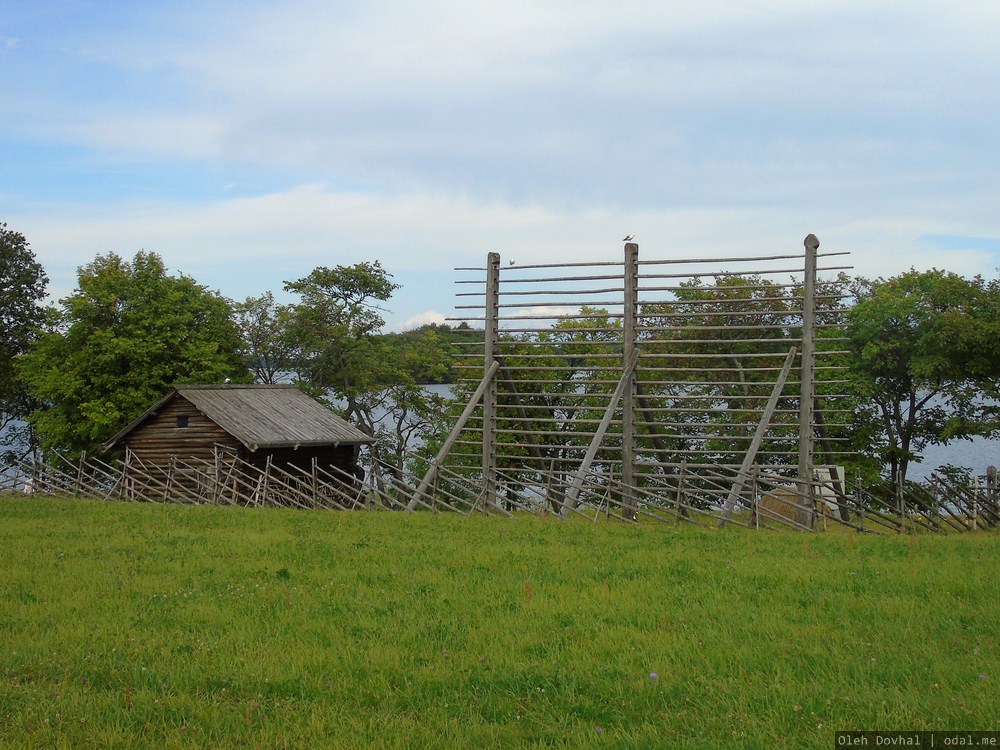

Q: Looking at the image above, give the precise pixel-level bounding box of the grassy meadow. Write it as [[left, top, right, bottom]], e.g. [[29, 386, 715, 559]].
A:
[[1, 496, 997, 749]]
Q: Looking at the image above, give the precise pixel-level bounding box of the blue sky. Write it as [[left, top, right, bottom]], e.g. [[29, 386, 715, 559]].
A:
[[3, 0, 999, 330]]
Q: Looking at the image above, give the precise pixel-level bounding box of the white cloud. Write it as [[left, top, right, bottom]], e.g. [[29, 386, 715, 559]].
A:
[[5, 0, 1000, 331], [26, 0, 995, 210], [15, 180, 1000, 333], [62, 114, 227, 159], [398, 310, 447, 331]]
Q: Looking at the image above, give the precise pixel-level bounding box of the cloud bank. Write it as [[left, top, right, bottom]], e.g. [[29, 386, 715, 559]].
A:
[[2, 1, 999, 328]]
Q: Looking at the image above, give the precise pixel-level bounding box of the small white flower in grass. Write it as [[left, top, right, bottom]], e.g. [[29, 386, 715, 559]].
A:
[[649, 672, 659, 681], [596, 726, 604, 735]]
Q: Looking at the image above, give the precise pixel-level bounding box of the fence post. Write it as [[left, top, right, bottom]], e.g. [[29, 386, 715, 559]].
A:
[[262, 455, 272, 506], [796, 234, 819, 529], [676, 460, 687, 523], [123, 448, 132, 501], [987, 466, 998, 524], [622, 241, 639, 521], [483, 251, 500, 508], [164, 456, 175, 503], [76, 451, 87, 496]]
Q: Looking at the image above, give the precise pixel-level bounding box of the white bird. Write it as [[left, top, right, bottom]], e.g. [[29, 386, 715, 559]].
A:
[[509, 258, 515, 265]]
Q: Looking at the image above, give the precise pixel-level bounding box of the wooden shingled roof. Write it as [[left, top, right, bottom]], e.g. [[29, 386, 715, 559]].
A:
[[104, 384, 373, 452]]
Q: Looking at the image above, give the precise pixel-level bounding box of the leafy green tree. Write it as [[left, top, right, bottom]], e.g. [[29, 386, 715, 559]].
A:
[[19, 251, 248, 454], [0, 222, 49, 464], [231, 291, 295, 384], [847, 269, 1000, 491], [380, 323, 468, 384], [352, 326, 455, 497], [352, 377, 449, 502], [282, 262, 399, 402], [277, 262, 463, 497]]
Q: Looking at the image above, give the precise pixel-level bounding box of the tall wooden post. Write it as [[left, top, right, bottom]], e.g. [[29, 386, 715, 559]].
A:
[[796, 234, 819, 528], [483, 252, 501, 506], [622, 242, 639, 520]]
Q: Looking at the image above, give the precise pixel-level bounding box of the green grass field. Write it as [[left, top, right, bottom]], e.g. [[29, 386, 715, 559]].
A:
[[1, 497, 997, 749]]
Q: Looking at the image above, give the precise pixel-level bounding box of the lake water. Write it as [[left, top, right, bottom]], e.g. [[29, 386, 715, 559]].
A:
[[908, 436, 1000, 481]]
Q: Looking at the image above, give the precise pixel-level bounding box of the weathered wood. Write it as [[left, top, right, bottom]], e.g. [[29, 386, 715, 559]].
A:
[[797, 234, 819, 528], [622, 242, 638, 520], [103, 386, 370, 502], [719, 347, 798, 526], [405, 360, 500, 511], [560, 348, 639, 519], [482, 252, 500, 508]]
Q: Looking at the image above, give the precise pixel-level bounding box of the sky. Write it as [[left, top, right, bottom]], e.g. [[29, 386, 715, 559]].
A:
[[2, 0, 999, 331]]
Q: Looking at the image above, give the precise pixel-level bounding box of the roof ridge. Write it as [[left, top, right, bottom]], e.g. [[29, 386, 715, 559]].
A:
[[173, 383, 297, 390]]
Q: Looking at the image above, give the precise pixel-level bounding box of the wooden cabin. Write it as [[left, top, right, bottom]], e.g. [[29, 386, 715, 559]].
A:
[[102, 384, 373, 482]]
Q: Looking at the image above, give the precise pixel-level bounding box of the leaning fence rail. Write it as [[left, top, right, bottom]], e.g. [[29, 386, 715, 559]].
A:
[[4, 449, 996, 534]]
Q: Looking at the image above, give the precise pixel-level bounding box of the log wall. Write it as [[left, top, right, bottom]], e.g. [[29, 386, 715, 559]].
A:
[[121, 398, 239, 464]]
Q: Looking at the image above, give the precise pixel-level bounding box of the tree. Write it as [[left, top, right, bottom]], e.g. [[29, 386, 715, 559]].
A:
[[282, 262, 399, 402], [847, 269, 1000, 493], [231, 291, 295, 384], [277, 262, 463, 498], [380, 323, 470, 384], [19, 251, 248, 455], [353, 326, 454, 498], [0, 222, 49, 464]]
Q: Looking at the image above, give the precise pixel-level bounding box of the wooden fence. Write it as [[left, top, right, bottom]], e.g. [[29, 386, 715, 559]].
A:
[[410, 235, 855, 531], [2, 450, 996, 533]]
